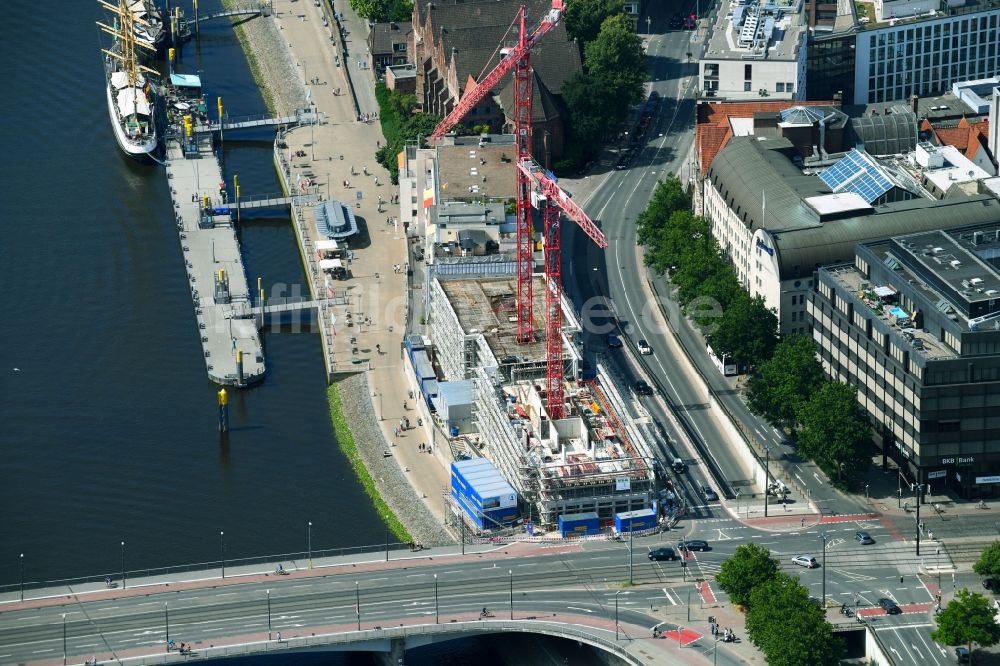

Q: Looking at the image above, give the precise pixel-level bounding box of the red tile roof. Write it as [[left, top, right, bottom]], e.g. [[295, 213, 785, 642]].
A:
[[696, 100, 833, 172]]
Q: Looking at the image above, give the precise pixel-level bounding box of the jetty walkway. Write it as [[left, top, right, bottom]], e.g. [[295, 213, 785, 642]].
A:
[[164, 126, 265, 386]]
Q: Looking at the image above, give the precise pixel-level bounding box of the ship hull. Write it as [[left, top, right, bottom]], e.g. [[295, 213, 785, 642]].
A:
[[105, 77, 157, 161]]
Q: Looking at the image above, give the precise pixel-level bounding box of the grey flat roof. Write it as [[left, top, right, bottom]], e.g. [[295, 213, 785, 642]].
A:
[[704, 0, 806, 61]]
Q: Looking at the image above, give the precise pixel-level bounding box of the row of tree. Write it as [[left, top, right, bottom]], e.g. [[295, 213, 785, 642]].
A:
[[558, 8, 647, 172], [373, 84, 441, 184], [636, 175, 873, 484], [715, 543, 843, 665], [928, 542, 1000, 660]]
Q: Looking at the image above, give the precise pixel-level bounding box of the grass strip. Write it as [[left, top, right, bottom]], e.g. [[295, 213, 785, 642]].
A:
[[327, 384, 412, 542]]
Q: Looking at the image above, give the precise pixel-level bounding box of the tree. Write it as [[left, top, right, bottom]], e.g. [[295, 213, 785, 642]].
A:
[[348, 0, 412, 22], [583, 14, 646, 120], [709, 292, 778, 368], [796, 382, 873, 482], [973, 541, 1000, 580], [565, 0, 623, 47], [746, 574, 844, 666], [716, 542, 780, 608], [932, 588, 1000, 662], [636, 175, 691, 247], [747, 335, 826, 428], [373, 84, 440, 183]]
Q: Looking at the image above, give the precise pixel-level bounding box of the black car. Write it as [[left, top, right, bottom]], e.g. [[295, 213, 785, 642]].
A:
[[648, 547, 677, 561], [607, 333, 623, 348], [677, 540, 710, 552], [878, 598, 901, 614], [984, 578, 998, 591], [635, 380, 653, 396], [615, 154, 631, 170], [956, 647, 971, 663], [670, 15, 683, 28]]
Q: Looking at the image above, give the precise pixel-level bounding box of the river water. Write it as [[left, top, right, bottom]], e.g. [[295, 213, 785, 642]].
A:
[[0, 0, 383, 587]]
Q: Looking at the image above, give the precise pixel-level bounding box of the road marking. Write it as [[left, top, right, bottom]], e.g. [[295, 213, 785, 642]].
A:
[[662, 588, 677, 605], [566, 606, 594, 613], [795, 473, 808, 487], [32, 649, 54, 654]]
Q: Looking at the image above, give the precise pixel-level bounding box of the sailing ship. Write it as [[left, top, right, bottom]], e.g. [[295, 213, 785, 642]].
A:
[[98, 0, 160, 160], [128, 0, 167, 50]]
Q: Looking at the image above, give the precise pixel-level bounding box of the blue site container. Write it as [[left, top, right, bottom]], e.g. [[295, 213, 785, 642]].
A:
[[558, 512, 600, 537], [451, 459, 519, 529], [614, 509, 656, 533]]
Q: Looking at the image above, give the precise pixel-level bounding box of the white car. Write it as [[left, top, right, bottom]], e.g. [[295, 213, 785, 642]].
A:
[[792, 555, 818, 569], [637, 339, 652, 355]]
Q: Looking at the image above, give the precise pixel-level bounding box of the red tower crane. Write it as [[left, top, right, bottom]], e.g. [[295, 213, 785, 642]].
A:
[[429, 1, 607, 418]]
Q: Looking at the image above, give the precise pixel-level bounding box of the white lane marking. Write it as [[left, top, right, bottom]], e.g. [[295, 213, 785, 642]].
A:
[[662, 589, 677, 605], [566, 606, 594, 613]]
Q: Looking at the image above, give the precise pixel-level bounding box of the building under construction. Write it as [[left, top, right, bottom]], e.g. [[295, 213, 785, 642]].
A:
[[429, 275, 656, 528]]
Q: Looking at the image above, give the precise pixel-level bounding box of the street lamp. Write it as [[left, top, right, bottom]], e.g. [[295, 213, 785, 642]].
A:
[[19, 553, 24, 602], [220, 531, 226, 579], [646, 16, 651, 34], [164, 603, 169, 651], [267, 589, 272, 640], [384, 515, 390, 562], [355, 581, 361, 631], [615, 590, 621, 640], [308, 521, 313, 569], [121, 541, 126, 590], [914, 483, 925, 556], [434, 573, 439, 624], [509, 569, 514, 620], [714, 634, 719, 665], [62, 613, 67, 665], [763, 444, 772, 517], [628, 528, 634, 585], [821, 532, 829, 608]]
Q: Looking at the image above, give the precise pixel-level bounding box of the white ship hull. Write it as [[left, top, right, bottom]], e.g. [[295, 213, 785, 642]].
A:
[[105, 79, 157, 160]]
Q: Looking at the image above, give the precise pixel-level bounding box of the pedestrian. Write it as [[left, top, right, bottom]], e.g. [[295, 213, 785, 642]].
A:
[[800, 517, 805, 528]]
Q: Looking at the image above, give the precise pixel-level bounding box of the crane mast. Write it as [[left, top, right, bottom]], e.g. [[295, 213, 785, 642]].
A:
[[428, 1, 607, 418]]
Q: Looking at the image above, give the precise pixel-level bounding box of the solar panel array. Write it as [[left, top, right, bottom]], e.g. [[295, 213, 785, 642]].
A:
[[820, 149, 894, 204]]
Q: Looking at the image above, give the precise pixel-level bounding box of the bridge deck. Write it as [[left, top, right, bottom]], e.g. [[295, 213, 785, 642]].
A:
[[165, 131, 265, 387], [234, 193, 319, 210]]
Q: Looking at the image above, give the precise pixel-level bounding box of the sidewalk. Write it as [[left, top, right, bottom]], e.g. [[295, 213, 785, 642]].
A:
[[263, 0, 450, 526]]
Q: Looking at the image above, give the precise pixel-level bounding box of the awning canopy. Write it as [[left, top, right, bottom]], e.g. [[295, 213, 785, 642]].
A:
[[111, 71, 145, 90], [315, 240, 340, 251], [170, 73, 202, 89], [319, 258, 344, 270], [874, 285, 897, 298]]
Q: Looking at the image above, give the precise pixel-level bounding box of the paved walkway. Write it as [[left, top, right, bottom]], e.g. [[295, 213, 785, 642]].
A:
[[262, 0, 449, 525]]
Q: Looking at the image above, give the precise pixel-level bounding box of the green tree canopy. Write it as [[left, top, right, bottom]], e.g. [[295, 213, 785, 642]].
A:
[[348, 0, 412, 22], [564, 0, 623, 46], [374, 84, 441, 183], [932, 588, 1000, 660], [709, 292, 778, 368], [715, 542, 780, 608], [747, 335, 826, 428], [636, 175, 691, 247], [746, 574, 844, 666], [583, 14, 646, 114], [796, 381, 872, 482], [974, 541, 1000, 579]]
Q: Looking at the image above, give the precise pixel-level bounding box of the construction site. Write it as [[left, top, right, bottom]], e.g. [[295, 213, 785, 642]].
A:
[[426, 274, 657, 529]]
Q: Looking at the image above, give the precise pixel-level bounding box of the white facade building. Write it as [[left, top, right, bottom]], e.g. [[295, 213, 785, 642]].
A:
[[701, 0, 808, 100], [853, 5, 1000, 104]]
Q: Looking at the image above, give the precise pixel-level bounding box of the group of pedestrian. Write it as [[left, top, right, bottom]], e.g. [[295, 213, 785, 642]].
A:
[[342, 179, 351, 188], [709, 622, 735, 642], [392, 263, 407, 274], [359, 112, 377, 122]]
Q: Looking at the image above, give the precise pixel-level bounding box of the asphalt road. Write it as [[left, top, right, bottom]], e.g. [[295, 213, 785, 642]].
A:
[[1, 540, 748, 665]]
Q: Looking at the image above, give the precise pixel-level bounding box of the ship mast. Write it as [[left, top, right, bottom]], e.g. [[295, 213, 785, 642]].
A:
[[97, 0, 157, 86]]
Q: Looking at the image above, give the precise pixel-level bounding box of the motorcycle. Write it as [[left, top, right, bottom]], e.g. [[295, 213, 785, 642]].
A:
[[840, 604, 854, 617]]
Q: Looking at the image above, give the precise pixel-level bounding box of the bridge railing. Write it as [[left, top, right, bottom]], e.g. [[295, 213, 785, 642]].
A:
[[101, 619, 643, 666], [0, 541, 415, 597]]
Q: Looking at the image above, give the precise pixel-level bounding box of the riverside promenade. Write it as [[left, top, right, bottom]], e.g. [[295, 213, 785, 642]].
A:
[[246, 0, 452, 532]]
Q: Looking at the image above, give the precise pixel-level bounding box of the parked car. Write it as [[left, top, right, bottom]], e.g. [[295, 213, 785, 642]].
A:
[[878, 598, 902, 614], [792, 555, 818, 568], [956, 646, 971, 663], [635, 379, 653, 396], [677, 540, 710, 552], [699, 483, 718, 502], [855, 531, 875, 545], [637, 339, 652, 355], [607, 333, 623, 348], [983, 578, 998, 591], [648, 547, 677, 561]]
